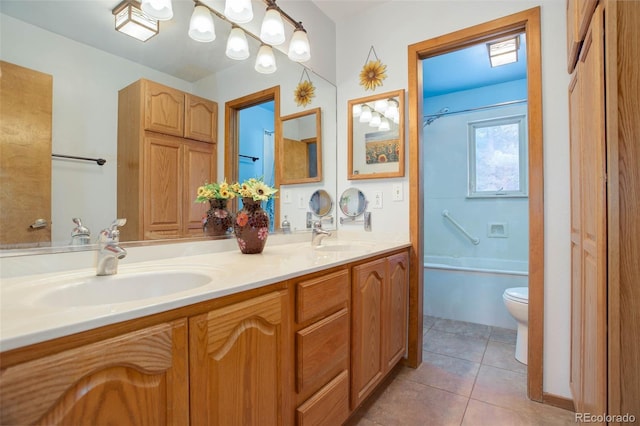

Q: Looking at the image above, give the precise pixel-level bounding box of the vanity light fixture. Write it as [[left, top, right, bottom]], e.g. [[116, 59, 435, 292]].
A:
[[260, 4, 285, 46], [359, 105, 372, 123], [112, 0, 159, 42], [378, 117, 391, 131], [352, 104, 362, 117], [255, 45, 277, 74], [140, 0, 173, 21], [369, 111, 382, 128], [226, 26, 250, 60], [487, 35, 519, 67], [374, 99, 388, 113], [288, 24, 311, 62], [188, 5, 215, 42], [384, 98, 398, 119], [224, 0, 253, 24]]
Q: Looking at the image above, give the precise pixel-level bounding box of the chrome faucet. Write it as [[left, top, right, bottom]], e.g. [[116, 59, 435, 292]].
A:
[[97, 219, 127, 276], [311, 221, 331, 247], [70, 217, 91, 245]]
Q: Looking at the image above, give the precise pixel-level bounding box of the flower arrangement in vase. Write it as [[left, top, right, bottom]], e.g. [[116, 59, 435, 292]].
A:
[[195, 180, 235, 237], [231, 178, 278, 254]]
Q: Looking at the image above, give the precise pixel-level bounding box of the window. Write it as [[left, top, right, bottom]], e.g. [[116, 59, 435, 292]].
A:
[[468, 114, 527, 197]]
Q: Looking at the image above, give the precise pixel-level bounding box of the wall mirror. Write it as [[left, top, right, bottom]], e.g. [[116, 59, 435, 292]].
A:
[[339, 188, 367, 217], [309, 189, 332, 217], [348, 89, 405, 180], [0, 2, 337, 253], [280, 108, 322, 184]]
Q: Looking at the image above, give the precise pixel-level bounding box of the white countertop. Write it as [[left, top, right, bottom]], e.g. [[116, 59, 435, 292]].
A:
[[0, 234, 410, 352]]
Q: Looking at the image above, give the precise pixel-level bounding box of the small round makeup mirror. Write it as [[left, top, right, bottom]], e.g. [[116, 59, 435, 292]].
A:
[[309, 190, 333, 217], [339, 188, 367, 217]]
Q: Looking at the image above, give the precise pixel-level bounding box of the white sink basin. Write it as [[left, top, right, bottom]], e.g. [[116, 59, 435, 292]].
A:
[[34, 270, 213, 307]]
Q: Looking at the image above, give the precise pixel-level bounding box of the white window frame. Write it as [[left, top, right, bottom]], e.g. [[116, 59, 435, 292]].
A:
[[467, 114, 528, 198]]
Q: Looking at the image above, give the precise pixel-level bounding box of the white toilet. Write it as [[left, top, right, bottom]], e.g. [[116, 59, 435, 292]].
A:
[[502, 287, 529, 365]]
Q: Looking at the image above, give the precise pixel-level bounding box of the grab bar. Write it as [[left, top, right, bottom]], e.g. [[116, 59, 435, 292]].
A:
[[442, 209, 480, 245]]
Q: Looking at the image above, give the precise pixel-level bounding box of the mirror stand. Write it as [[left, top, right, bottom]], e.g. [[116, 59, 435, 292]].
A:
[[339, 212, 372, 232]]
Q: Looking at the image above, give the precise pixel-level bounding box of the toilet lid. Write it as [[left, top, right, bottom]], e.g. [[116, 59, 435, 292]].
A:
[[504, 287, 528, 303]]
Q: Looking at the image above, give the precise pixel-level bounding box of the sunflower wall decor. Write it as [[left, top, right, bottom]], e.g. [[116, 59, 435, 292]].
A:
[[294, 67, 316, 107], [359, 45, 387, 91]]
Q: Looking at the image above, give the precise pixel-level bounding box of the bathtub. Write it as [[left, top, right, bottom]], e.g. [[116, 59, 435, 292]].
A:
[[423, 255, 528, 329]]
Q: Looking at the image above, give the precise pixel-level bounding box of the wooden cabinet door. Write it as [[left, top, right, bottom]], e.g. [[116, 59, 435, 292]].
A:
[[144, 134, 183, 239], [0, 320, 189, 426], [143, 80, 184, 137], [189, 290, 290, 426], [350, 258, 385, 409], [183, 140, 216, 237], [576, 6, 607, 419], [185, 94, 217, 143], [384, 252, 409, 371]]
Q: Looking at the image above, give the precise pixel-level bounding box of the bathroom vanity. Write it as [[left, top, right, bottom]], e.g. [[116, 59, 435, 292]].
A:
[[0, 236, 410, 425]]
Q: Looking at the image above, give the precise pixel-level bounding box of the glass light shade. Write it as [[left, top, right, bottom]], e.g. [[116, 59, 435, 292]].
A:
[[255, 45, 277, 74], [226, 27, 250, 60], [188, 5, 215, 42], [114, 1, 158, 42], [369, 112, 382, 128], [378, 118, 390, 131], [140, 0, 173, 21], [288, 28, 311, 62], [224, 0, 253, 24], [384, 100, 398, 119], [374, 99, 388, 113], [352, 104, 362, 117], [359, 105, 372, 123], [260, 8, 285, 46]]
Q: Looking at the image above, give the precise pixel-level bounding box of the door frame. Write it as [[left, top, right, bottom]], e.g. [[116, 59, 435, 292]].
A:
[[407, 7, 544, 401]]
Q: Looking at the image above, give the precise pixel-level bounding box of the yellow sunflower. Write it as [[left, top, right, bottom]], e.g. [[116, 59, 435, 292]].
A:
[[294, 80, 315, 107], [360, 59, 387, 91]]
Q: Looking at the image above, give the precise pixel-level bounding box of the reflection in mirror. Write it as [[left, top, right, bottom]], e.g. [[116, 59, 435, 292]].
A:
[[339, 188, 367, 217], [280, 107, 322, 184], [0, 2, 337, 253], [348, 89, 405, 180], [309, 190, 333, 217]]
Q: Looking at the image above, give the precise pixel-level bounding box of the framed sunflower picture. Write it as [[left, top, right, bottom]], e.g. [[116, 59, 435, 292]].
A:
[[347, 89, 405, 179]]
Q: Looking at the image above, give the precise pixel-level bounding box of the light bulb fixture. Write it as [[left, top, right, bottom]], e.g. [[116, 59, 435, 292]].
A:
[[288, 25, 311, 62], [189, 5, 215, 42], [378, 118, 390, 131], [352, 104, 362, 117], [384, 98, 399, 119], [374, 99, 388, 113], [487, 35, 520, 67], [226, 26, 250, 60], [260, 5, 285, 46], [369, 112, 382, 128], [255, 45, 277, 74], [140, 0, 173, 21], [113, 0, 159, 42], [359, 105, 372, 123], [224, 0, 253, 24]]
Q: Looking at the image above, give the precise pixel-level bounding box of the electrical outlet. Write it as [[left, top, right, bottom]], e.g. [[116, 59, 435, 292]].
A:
[[392, 184, 403, 201], [298, 194, 306, 209], [373, 191, 383, 208], [282, 190, 292, 204]]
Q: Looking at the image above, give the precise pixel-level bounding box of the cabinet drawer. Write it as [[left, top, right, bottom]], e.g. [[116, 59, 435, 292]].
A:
[[296, 370, 349, 426], [296, 308, 349, 394], [296, 269, 349, 324]]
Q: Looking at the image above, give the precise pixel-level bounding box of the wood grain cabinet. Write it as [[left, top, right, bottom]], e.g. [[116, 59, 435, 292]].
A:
[[117, 79, 218, 241], [189, 290, 290, 426], [351, 252, 409, 410], [0, 320, 189, 426], [568, 1, 640, 421]]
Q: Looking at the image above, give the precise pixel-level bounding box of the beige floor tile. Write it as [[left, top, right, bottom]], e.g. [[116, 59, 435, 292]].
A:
[[462, 399, 542, 426], [423, 315, 438, 333], [482, 340, 527, 374], [424, 329, 488, 363], [397, 352, 480, 397], [489, 326, 517, 344], [360, 377, 468, 426], [433, 318, 492, 339]]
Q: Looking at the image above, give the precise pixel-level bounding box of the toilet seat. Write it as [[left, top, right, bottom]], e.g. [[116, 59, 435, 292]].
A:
[[504, 287, 528, 304]]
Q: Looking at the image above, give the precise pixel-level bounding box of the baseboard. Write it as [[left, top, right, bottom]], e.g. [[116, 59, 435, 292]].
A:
[[543, 392, 575, 412]]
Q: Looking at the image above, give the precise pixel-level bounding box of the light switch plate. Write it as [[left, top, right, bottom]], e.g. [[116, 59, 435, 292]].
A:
[[282, 190, 292, 204], [298, 194, 306, 209], [373, 191, 383, 208], [392, 184, 403, 201]]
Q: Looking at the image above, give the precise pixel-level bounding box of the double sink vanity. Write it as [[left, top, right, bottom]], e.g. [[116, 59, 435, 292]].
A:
[[0, 233, 410, 425]]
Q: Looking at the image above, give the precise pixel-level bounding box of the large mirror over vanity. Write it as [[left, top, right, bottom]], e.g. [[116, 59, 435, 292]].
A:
[[0, 0, 337, 251]]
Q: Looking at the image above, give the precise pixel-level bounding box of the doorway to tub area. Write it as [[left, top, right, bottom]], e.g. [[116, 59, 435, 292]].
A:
[[408, 8, 544, 401]]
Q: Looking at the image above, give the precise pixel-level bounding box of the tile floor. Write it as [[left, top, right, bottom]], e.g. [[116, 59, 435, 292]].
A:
[[346, 316, 575, 426]]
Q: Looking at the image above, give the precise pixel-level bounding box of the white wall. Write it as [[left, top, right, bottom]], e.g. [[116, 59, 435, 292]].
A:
[[333, 0, 571, 398]]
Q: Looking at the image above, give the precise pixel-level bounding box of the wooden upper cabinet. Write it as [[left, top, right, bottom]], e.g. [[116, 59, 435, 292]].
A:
[[0, 320, 189, 426], [185, 94, 218, 143], [143, 80, 185, 137], [183, 140, 216, 236], [566, 0, 598, 72]]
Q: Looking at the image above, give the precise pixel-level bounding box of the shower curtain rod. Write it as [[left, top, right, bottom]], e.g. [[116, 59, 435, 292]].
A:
[[423, 99, 528, 123]]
